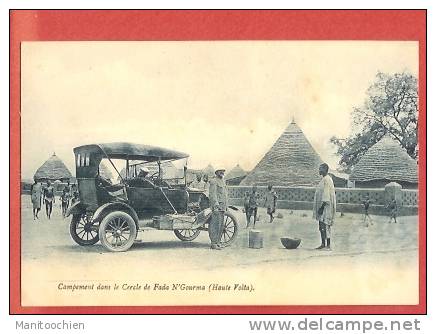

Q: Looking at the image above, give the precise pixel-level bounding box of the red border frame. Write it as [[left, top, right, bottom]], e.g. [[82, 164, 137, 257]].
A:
[[10, 9, 427, 315]]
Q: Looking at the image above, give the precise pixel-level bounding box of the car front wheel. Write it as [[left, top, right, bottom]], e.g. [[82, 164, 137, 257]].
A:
[[99, 211, 137, 252], [70, 213, 99, 246]]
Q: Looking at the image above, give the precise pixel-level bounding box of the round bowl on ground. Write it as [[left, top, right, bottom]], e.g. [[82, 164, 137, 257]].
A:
[[280, 237, 301, 249]]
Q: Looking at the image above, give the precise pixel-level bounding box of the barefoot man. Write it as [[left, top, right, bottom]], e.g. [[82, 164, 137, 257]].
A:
[[313, 163, 336, 251], [30, 178, 43, 220]]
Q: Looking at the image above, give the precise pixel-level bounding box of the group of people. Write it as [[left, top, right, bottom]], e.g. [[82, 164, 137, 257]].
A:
[[192, 169, 280, 250], [362, 195, 398, 226], [205, 163, 337, 251], [242, 185, 278, 228], [302, 163, 399, 251], [189, 173, 210, 197], [30, 179, 79, 220], [28, 162, 400, 251], [206, 163, 404, 251]]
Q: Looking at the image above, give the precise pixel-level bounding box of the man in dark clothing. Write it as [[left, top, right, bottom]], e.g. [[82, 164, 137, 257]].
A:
[[362, 194, 373, 227], [387, 199, 398, 224], [247, 186, 259, 228], [243, 191, 250, 228]]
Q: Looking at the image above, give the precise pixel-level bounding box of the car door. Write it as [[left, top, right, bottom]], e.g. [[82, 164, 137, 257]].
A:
[[126, 179, 177, 218]]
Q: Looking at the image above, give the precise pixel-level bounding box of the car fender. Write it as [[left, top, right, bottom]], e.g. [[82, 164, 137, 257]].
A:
[[91, 202, 139, 226], [66, 202, 86, 217], [192, 207, 237, 228], [195, 207, 212, 226]]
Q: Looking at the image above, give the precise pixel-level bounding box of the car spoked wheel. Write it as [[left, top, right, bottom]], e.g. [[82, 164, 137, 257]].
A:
[[220, 212, 239, 247], [174, 229, 201, 241], [99, 211, 137, 252], [70, 213, 99, 246]]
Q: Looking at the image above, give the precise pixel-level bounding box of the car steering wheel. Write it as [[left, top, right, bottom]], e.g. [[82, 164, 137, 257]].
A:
[[148, 171, 159, 181]]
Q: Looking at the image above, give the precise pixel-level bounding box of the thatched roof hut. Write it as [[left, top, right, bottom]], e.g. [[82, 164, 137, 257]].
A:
[[34, 153, 72, 182], [225, 164, 247, 185], [349, 136, 418, 189], [241, 121, 323, 186], [329, 170, 350, 188]]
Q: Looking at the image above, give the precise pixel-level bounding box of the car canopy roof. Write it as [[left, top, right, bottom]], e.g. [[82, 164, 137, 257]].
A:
[[74, 142, 189, 162]]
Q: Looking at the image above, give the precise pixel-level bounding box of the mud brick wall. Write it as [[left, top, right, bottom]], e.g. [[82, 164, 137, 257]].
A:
[[402, 189, 418, 206], [21, 182, 418, 215], [228, 186, 418, 216]]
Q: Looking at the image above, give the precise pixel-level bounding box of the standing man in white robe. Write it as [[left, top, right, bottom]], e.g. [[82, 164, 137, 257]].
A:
[[313, 163, 336, 251]]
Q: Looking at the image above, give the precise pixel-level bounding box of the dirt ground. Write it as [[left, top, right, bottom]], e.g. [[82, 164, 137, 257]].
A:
[[19, 195, 419, 306]]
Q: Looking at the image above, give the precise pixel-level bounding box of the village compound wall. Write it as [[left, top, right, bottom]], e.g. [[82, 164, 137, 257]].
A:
[[228, 184, 418, 216]]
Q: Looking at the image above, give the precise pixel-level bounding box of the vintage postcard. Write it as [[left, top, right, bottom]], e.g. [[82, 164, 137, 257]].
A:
[[10, 10, 426, 314]]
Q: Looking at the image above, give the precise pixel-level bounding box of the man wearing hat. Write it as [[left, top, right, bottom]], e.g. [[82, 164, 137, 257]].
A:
[[208, 168, 228, 250], [131, 166, 152, 187], [139, 166, 152, 181], [138, 166, 150, 178]]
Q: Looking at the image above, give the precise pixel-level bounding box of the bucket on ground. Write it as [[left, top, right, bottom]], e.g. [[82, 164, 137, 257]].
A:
[[249, 230, 263, 249]]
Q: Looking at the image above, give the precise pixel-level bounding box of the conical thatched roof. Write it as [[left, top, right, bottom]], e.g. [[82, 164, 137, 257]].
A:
[[149, 161, 184, 179], [349, 136, 418, 184], [241, 121, 323, 186], [34, 153, 72, 182], [225, 164, 247, 180]]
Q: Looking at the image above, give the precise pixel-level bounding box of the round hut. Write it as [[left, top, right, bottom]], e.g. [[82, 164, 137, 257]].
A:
[[349, 136, 418, 189], [34, 153, 73, 183], [225, 164, 247, 185]]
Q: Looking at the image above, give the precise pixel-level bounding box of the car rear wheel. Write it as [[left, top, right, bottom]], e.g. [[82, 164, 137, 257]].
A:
[[220, 212, 239, 247], [174, 229, 201, 241], [99, 211, 137, 252], [70, 213, 99, 246]]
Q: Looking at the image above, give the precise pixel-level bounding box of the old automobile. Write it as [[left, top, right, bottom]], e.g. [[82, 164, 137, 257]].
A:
[[67, 142, 238, 252]]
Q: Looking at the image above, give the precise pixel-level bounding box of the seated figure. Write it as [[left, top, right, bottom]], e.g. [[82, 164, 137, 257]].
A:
[[128, 166, 155, 188], [96, 174, 112, 187]]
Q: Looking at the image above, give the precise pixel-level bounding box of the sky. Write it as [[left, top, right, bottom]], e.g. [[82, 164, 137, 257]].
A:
[[21, 41, 418, 180]]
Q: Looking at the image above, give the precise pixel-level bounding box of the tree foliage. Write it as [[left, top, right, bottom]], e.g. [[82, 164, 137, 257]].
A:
[[331, 72, 418, 172]]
